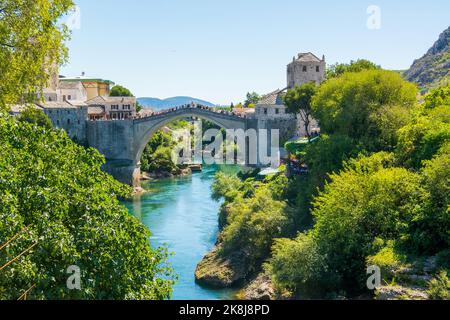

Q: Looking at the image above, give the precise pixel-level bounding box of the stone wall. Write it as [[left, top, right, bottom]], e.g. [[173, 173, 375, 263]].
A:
[[287, 60, 326, 87], [44, 107, 88, 143]]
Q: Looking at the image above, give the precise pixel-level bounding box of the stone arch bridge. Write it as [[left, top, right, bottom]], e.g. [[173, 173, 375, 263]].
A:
[[86, 105, 296, 187]]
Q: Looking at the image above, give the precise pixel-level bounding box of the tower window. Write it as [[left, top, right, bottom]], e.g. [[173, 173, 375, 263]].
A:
[[302, 66, 307, 72]]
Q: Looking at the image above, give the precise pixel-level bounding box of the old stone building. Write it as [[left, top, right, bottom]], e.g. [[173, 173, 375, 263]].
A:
[[38, 101, 88, 143], [59, 76, 114, 101], [85, 96, 137, 120], [251, 90, 297, 143], [287, 52, 326, 88], [253, 52, 326, 139]]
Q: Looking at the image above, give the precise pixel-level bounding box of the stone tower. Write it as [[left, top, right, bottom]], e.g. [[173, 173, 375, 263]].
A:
[[287, 52, 326, 88]]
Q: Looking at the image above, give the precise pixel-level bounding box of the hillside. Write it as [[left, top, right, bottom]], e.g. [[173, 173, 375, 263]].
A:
[[138, 96, 216, 110], [404, 26, 450, 91]]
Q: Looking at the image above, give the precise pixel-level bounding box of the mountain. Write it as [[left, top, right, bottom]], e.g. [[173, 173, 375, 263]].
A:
[[404, 26, 450, 91], [137, 96, 216, 110]]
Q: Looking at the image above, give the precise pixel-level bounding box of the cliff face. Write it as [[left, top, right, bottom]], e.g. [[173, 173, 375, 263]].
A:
[[404, 26, 450, 91]]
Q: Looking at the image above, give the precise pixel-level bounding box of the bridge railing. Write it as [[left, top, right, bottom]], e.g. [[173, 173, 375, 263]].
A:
[[133, 103, 249, 121]]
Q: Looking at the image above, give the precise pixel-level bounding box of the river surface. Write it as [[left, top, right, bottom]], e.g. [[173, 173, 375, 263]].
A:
[[122, 165, 240, 300]]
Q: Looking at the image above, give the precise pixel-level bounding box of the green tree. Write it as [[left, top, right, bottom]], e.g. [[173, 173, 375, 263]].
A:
[[221, 186, 294, 267], [110, 85, 142, 112], [244, 92, 261, 108], [0, 114, 174, 299], [0, 0, 74, 108], [18, 106, 53, 130], [424, 83, 450, 109], [140, 131, 178, 174], [312, 70, 417, 151], [266, 233, 326, 296], [110, 85, 133, 97], [211, 172, 242, 202], [326, 59, 380, 79], [396, 112, 450, 169], [414, 143, 450, 252], [283, 83, 317, 140], [269, 154, 430, 294]]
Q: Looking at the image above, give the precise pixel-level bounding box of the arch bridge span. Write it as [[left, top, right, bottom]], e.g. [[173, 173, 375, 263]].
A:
[[86, 105, 296, 187]]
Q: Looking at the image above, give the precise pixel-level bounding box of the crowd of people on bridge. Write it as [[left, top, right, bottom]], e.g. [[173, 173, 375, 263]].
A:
[[135, 102, 248, 120]]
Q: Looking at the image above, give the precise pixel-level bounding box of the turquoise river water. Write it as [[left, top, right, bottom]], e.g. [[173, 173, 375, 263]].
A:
[[122, 165, 240, 300]]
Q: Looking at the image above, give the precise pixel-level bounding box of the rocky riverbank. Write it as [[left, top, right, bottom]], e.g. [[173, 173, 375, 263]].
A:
[[141, 167, 192, 180], [195, 245, 251, 288]]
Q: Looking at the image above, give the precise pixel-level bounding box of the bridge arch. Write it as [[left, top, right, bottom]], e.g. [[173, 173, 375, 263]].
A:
[[86, 105, 296, 187], [133, 107, 247, 166]]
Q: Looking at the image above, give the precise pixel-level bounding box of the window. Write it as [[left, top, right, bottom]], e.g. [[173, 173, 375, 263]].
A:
[[302, 66, 307, 72], [264, 108, 268, 115], [68, 95, 72, 100], [111, 105, 119, 110], [67, 119, 71, 125], [316, 66, 320, 72], [275, 108, 279, 114]]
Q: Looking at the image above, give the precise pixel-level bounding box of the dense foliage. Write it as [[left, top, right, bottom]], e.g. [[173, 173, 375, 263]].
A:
[[326, 59, 380, 79], [244, 92, 261, 108], [141, 130, 178, 174], [0, 113, 174, 299], [18, 106, 53, 130], [212, 173, 293, 269], [267, 76, 450, 297], [312, 70, 417, 151], [0, 0, 74, 108], [283, 83, 317, 140], [212, 67, 450, 299]]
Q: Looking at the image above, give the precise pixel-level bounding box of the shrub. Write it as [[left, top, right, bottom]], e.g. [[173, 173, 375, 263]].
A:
[[221, 187, 294, 266], [427, 271, 450, 300], [0, 114, 174, 299], [267, 233, 327, 295]]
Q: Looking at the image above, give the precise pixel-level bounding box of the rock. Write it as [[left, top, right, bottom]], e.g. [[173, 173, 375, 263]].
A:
[[141, 172, 152, 181], [241, 273, 275, 300], [376, 285, 429, 300], [423, 256, 437, 274], [195, 246, 249, 288], [404, 26, 450, 90]]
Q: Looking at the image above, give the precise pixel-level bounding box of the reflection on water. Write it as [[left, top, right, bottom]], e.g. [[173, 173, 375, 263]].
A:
[[122, 165, 240, 300]]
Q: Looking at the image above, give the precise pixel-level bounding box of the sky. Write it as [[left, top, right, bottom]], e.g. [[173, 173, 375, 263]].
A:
[[61, 0, 450, 105]]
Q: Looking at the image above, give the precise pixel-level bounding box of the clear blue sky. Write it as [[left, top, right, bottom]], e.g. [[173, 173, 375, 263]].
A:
[[61, 0, 450, 105]]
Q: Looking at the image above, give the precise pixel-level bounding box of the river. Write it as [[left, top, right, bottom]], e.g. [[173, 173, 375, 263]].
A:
[[122, 165, 240, 300]]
